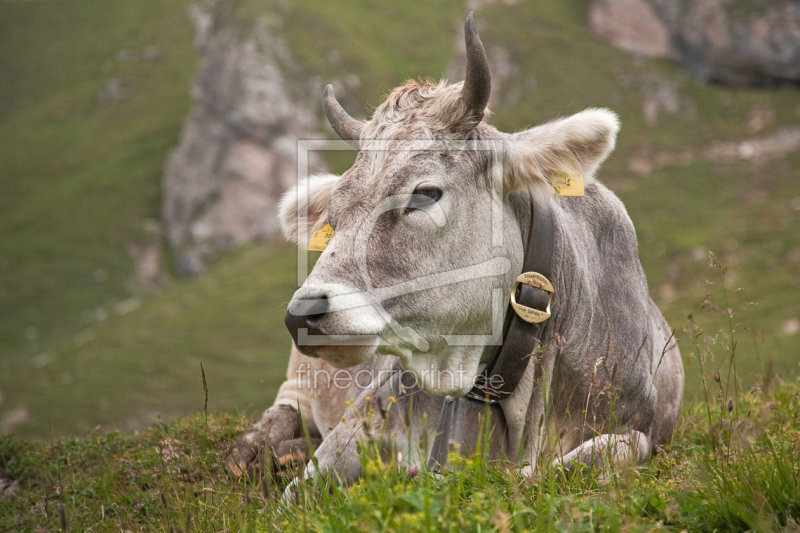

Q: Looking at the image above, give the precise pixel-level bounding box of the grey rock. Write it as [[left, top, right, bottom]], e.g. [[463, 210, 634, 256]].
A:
[[115, 49, 137, 62], [704, 126, 800, 163], [0, 405, 28, 433], [143, 45, 161, 61], [94, 78, 129, 102], [616, 69, 695, 125], [0, 472, 20, 499], [589, 0, 800, 86], [162, 4, 325, 276], [589, 0, 671, 59]]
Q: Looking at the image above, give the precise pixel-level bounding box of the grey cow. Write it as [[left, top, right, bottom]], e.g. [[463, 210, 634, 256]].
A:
[[231, 13, 684, 486]]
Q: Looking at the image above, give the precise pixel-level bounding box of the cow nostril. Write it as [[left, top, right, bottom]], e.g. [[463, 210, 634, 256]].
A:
[[306, 295, 329, 325], [285, 295, 330, 350], [290, 295, 329, 326]]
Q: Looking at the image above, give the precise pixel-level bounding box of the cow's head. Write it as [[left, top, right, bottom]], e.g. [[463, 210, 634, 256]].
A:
[[281, 13, 618, 396]]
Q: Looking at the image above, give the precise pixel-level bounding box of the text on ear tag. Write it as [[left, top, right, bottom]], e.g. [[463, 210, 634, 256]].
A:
[[551, 169, 584, 197], [308, 223, 335, 251]]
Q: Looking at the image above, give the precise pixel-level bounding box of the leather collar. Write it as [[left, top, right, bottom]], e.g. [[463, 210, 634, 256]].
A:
[[467, 192, 555, 402]]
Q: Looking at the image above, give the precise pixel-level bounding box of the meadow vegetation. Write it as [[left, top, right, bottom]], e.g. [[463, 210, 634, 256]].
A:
[[2, 354, 798, 531], [0, 0, 797, 481]]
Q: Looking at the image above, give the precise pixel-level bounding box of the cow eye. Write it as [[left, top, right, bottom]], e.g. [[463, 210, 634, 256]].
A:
[[405, 187, 442, 214]]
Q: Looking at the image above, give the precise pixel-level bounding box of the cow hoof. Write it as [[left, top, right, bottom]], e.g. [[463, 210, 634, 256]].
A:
[[228, 404, 304, 479], [227, 457, 248, 478]]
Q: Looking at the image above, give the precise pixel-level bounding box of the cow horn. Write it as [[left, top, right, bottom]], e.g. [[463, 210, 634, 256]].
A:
[[324, 84, 364, 149], [461, 12, 491, 124]]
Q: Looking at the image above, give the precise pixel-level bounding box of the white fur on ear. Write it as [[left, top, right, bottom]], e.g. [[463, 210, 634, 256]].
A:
[[278, 173, 340, 245], [504, 108, 620, 197]]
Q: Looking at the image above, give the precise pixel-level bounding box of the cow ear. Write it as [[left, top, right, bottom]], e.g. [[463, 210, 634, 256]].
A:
[[503, 108, 619, 197], [278, 173, 340, 245]]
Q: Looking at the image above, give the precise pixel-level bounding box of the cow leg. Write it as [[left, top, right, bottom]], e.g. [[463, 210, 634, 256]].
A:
[[552, 430, 651, 473], [648, 297, 684, 447], [283, 367, 440, 502], [509, 347, 557, 478], [229, 404, 304, 478], [229, 344, 320, 477]]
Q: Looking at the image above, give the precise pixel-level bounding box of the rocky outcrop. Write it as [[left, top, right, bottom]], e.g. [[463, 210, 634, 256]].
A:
[[589, 0, 800, 86], [162, 3, 324, 276], [615, 69, 696, 125], [705, 126, 800, 163], [627, 125, 800, 176], [589, 0, 672, 59]]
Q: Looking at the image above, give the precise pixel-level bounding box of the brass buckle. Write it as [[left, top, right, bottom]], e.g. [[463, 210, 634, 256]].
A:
[[510, 272, 554, 324]]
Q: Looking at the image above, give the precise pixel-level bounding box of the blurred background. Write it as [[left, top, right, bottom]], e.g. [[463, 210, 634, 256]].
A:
[[1, 0, 798, 438]]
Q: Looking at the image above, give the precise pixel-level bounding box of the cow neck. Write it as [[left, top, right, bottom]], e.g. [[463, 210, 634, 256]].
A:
[[467, 191, 555, 403]]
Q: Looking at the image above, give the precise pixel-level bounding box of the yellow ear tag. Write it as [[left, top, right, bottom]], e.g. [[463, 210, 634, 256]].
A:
[[551, 169, 584, 196], [307, 223, 334, 252]]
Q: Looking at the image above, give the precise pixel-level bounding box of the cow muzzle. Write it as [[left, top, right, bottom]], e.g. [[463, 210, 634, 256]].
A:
[[284, 284, 386, 367], [285, 295, 329, 344]]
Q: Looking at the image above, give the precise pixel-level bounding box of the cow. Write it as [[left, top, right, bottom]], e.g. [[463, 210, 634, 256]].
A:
[[230, 12, 684, 487]]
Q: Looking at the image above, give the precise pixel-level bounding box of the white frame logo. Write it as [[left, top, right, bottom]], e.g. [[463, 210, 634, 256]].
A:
[[293, 138, 512, 351]]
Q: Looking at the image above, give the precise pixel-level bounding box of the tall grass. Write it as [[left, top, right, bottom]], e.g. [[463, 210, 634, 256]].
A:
[[2, 382, 798, 531], [679, 253, 800, 533]]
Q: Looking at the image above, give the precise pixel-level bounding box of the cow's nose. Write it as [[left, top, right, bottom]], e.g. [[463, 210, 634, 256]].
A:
[[285, 295, 329, 351]]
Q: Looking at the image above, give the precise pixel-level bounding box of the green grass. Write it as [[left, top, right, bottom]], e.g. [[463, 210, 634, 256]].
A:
[[0, 0, 200, 433], [2, 375, 798, 531], [1, 0, 799, 438], [1, 244, 298, 436]]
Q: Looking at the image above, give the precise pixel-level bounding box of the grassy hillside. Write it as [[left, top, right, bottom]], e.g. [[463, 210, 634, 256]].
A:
[[0, 0, 200, 435], [2, 380, 799, 531], [1, 0, 799, 437]]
